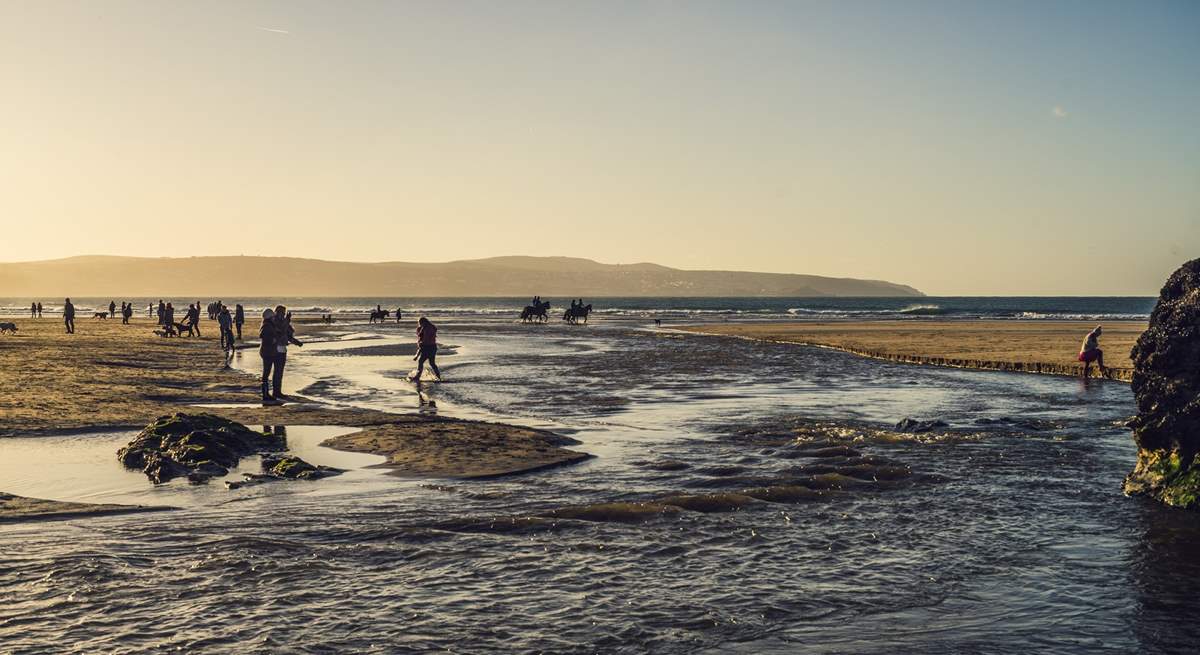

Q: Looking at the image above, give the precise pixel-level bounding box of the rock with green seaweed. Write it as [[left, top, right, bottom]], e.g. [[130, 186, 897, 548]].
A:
[[261, 454, 342, 480], [1125, 259, 1200, 509], [118, 413, 285, 484]]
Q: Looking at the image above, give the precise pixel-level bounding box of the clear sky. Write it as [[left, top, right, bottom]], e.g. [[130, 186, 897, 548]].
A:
[[1, 1, 1196, 295]]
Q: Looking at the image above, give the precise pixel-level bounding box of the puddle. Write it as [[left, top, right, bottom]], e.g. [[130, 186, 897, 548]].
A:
[[0, 426, 388, 507]]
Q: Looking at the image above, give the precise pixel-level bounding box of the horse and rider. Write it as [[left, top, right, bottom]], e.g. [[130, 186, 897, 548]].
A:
[[368, 304, 391, 324], [520, 296, 551, 323], [563, 298, 592, 324]]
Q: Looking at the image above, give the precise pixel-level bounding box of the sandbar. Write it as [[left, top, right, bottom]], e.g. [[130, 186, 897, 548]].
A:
[[677, 320, 1146, 381]]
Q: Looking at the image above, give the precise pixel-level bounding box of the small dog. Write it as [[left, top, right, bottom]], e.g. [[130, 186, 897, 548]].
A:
[[173, 322, 195, 337], [93, 312, 109, 319], [0, 322, 17, 334]]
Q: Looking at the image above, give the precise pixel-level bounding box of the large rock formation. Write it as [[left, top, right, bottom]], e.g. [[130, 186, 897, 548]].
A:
[[118, 413, 286, 484], [1125, 259, 1200, 508]]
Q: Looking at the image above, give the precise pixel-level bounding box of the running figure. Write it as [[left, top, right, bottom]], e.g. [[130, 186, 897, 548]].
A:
[[413, 316, 441, 382], [1078, 325, 1107, 378]]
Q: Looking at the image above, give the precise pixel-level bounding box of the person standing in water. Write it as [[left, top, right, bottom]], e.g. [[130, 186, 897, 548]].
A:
[[63, 298, 75, 334], [413, 316, 441, 382], [1078, 325, 1107, 378]]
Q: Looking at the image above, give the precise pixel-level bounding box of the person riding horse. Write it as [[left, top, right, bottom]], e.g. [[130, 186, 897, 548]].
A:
[[563, 301, 592, 324], [521, 299, 552, 323]]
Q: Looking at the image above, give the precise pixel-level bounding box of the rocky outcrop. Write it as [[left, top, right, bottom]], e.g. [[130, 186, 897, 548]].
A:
[[1125, 259, 1200, 508], [261, 454, 342, 480], [118, 413, 285, 484]]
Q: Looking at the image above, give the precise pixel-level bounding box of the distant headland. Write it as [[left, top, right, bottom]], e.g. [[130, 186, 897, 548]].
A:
[[0, 255, 923, 298]]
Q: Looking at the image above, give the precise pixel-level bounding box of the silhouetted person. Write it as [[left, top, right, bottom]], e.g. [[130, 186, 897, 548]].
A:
[[122, 302, 132, 324], [165, 302, 175, 327], [413, 316, 441, 381], [259, 305, 303, 405], [187, 303, 201, 336], [234, 304, 245, 340], [1079, 325, 1107, 378], [396, 307, 403, 323], [37, 302, 42, 318], [157, 300, 166, 325], [63, 298, 75, 334], [218, 305, 235, 368], [109, 300, 116, 318], [30, 302, 36, 318]]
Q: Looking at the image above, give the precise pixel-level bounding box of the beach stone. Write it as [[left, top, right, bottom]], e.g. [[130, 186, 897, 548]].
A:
[[894, 418, 948, 433], [1125, 258, 1200, 509], [118, 413, 285, 484]]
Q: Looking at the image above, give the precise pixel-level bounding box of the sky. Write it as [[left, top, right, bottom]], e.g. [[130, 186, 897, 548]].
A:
[[0, 1, 1196, 295]]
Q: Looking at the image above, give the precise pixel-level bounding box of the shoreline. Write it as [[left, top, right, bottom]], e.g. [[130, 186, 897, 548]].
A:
[[0, 318, 591, 521], [676, 320, 1146, 382]]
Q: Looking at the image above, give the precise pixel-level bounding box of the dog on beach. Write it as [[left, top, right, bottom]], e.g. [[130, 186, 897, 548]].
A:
[[174, 322, 195, 337], [93, 312, 109, 319], [0, 322, 17, 334]]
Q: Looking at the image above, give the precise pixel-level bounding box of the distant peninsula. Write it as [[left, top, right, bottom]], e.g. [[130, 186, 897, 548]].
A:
[[0, 255, 924, 297]]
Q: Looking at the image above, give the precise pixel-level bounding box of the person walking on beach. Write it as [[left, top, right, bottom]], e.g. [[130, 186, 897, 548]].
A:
[[30, 302, 36, 318], [122, 302, 133, 324], [396, 307, 403, 323], [218, 304, 236, 368], [1079, 325, 1107, 378], [157, 300, 166, 325], [234, 304, 245, 340], [109, 300, 116, 318], [413, 316, 442, 382], [63, 298, 75, 334], [37, 302, 42, 317]]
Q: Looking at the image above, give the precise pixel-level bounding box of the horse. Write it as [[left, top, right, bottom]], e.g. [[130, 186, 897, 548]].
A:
[[369, 309, 390, 324], [520, 300, 551, 323], [563, 303, 592, 324]]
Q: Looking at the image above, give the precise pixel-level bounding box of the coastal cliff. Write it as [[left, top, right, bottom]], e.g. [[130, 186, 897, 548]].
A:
[[1125, 259, 1200, 508]]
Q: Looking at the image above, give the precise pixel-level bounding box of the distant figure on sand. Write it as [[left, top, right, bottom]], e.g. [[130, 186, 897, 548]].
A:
[[1079, 325, 1107, 378], [30, 302, 36, 318], [234, 304, 245, 340], [63, 298, 75, 334], [109, 300, 116, 318], [122, 302, 133, 324], [413, 317, 441, 382], [37, 302, 42, 318], [396, 307, 403, 323]]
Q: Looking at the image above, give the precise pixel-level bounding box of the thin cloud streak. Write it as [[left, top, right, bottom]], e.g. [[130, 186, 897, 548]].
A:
[[256, 26, 290, 34]]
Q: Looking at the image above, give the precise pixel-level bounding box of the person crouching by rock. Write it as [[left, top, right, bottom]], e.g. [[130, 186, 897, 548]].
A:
[[259, 305, 303, 405], [1078, 325, 1107, 378]]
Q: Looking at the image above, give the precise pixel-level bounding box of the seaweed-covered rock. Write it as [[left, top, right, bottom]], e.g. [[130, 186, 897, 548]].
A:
[[1125, 259, 1200, 508], [261, 454, 342, 480], [118, 413, 285, 484]]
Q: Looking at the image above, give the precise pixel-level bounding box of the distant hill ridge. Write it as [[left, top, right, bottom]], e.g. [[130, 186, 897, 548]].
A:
[[0, 255, 923, 297]]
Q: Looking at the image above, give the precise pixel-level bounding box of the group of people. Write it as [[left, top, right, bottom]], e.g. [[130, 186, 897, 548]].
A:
[[28, 302, 42, 318]]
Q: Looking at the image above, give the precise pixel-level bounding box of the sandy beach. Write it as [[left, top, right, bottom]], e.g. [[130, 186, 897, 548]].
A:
[[0, 317, 589, 520], [678, 320, 1146, 381]]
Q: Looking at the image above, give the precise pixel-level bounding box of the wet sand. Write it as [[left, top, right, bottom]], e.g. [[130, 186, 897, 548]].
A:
[[678, 320, 1145, 381], [0, 492, 171, 523], [0, 318, 589, 519]]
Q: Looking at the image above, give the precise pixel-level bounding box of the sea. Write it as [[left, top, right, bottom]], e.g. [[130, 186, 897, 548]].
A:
[[0, 296, 1157, 322], [3, 295, 1195, 654]]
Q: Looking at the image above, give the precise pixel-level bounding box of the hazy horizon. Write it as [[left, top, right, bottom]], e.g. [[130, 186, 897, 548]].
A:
[[2, 2, 1197, 295]]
